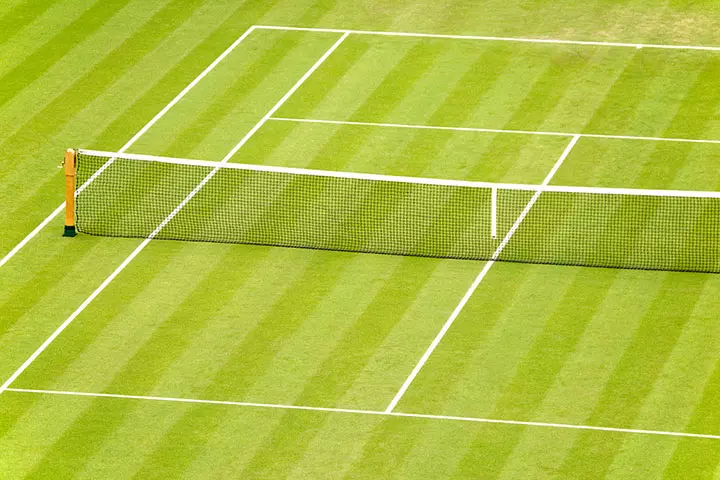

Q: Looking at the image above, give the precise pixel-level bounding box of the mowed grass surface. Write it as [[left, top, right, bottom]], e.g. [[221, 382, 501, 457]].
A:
[[2, 1, 720, 479]]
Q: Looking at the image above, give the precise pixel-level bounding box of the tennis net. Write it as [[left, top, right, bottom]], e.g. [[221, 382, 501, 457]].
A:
[[72, 149, 720, 273]]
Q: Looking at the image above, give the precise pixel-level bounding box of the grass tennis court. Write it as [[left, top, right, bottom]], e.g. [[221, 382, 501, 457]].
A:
[[2, 1, 720, 478]]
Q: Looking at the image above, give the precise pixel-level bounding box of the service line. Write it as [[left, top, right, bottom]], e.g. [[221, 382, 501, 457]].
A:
[[255, 24, 720, 52], [7, 388, 719, 441], [270, 117, 720, 146]]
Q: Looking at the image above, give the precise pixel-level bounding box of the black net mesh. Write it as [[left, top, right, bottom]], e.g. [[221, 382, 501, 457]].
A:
[[75, 151, 720, 273]]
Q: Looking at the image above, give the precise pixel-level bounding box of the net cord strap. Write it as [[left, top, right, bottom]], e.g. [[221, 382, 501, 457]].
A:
[[78, 149, 720, 199]]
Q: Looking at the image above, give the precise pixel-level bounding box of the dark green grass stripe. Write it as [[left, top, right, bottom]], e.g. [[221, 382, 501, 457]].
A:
[[429, 44, 515, 127], [201, 254, 351, 400], [662, 361, 720, 479], [28, 249, 272, 478], [275, 36, 373, 120], [0, 242, 186, 458], [661, 56, 720, 139], [0, 239, 90, 335], [7, 241, 186, 392], [94, 248, 270, 395], [283, 41, 442, 172], [293, 259, 439, 407], [633, 57, 720, 189], [449, 423, 534, 479], [447, 270, 618, 479], [0, 0, 206, 180], [0, 0, 134, 110], [494, 269, 619, 420], [394, 264, 529, 412], [138, 255, 352, 477], [382, 45, 513, 177], [8, 246, 262, 476], [0, 0, 282, 257], [21, 396, 153, 480], [556, 273, 709, 479], [161, 32, 310, 158], [0, 0, 62, 48], [236, 410, 335, 479], [459, 46, 592, 180], [581, 50, 667, 135], [349, 40, 445, 122], [84, 0, 281, 153], [503, 47, 594, 131], [344, 417, 430, 479]]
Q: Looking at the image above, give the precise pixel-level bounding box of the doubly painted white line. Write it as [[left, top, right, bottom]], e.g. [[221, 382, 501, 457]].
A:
[[0, 33, 350, 395], [7, 388, 719, 440], [255, 24, 720, 52], [270, 117, 720, 146], [0, 26, 258, 271], [384, 135, 580, 413]]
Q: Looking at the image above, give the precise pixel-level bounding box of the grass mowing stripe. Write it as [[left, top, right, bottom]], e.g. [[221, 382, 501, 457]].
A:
[[7, 389, 720, 440], [503, 47, 593, 131], [0, 0, 62, 48], [662, 361, 720, 478], [349, 40, 446, 122], [0, 0, 134, 110], [0, 25, 258, 269], [160, 32, 309, 157], [0, 33, 349, 395], [556, 273, 710, 478]]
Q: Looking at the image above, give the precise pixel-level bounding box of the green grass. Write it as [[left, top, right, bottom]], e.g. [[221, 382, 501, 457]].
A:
[[2, 1, 720, 478]]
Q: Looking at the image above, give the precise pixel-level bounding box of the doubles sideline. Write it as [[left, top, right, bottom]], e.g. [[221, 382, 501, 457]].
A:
[[7, 388, 719, 441]]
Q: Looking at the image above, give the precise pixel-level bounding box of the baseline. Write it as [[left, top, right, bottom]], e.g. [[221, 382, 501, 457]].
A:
[[0, 32, 351, 395], [255, 25, 720, 52], [7, 388, 718, 441], [384, 135, 580, 413], [270, 117, 720, 146], [0, 25, 258, 270]]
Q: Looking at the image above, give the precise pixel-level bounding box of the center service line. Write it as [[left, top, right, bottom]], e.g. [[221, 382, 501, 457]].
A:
[[385, 135, 581, 413], [0, 32, 350, 395]]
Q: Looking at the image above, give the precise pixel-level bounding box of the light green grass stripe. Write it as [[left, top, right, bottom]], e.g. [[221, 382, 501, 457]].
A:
[[0, 0, 135, 110], [0, 0, 98, 76], [0, 0, 62, 49]]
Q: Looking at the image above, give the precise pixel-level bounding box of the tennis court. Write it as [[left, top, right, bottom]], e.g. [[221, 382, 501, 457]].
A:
[[2, 12, 720, 479]]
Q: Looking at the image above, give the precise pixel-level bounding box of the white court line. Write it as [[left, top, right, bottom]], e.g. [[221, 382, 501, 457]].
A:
[[78, 148, 720, 198], [255, 25, 720, 52], [270, 117, 720, 146], [0, 25, 259, 271], [385, 135, 581, 413], [0, 32, 350, 395], [7, 388, 719, 440]]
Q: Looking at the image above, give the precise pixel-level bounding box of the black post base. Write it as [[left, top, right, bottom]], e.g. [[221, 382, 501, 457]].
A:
[[63, 225, 76, 237]]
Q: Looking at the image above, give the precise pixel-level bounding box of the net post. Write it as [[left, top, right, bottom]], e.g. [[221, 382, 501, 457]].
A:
[[491, 187, 497, 239], [63, 148, 77, 237]]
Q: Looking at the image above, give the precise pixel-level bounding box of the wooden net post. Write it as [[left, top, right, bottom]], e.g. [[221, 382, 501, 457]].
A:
[[63, 148, 77, 237]]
